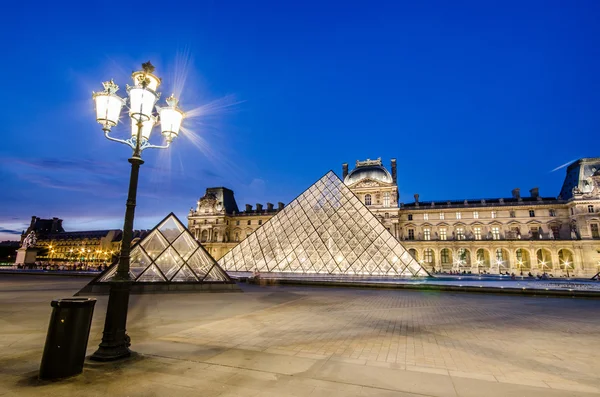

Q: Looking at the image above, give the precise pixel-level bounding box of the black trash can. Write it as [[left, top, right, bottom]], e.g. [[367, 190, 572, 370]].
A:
[[39, 298, 96, 380]]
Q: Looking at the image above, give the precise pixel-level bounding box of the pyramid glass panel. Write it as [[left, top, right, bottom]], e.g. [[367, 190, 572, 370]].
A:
[[172, 232, 197, 260], [158, 216, 185, 243], [141, 230, 169, 260], [154, 246, 184, 280], [172, 265, 199, 282], [219, 171, 429, 278], [138, 264, 166, 282]]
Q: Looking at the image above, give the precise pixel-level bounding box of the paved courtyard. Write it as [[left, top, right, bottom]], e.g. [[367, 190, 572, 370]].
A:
[[0, 275, 599, 396]]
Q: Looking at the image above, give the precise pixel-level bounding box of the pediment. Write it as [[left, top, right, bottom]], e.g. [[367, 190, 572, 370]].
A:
[[349, 178, 391, 188]]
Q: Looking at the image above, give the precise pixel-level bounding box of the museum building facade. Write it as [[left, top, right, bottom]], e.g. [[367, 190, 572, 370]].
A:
[[188, 158, 600, 277]]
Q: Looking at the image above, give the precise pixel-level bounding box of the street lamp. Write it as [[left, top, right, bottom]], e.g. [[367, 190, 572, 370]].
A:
[[90, 61, 184, 361]]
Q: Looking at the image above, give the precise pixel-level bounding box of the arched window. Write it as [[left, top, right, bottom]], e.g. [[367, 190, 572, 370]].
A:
[[365, 194, 372, 205], [441, 249, 450, 264], [424, 249, 434, 263]]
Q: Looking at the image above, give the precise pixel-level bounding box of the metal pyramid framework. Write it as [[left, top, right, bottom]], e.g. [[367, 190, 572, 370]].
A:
[[218, 171, 430, 277], [77, 213, 237, 295]]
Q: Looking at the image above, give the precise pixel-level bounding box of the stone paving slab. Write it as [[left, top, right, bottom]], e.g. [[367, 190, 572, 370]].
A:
[[0, 275, 599, 396]]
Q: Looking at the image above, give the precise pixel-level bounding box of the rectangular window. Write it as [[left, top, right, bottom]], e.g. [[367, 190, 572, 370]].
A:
[[424, 249, 433, 263], [423, 229, 431, 241], [236, 220, 240, 226], [408, 214, 413, 221], [441, 249, 450, 263], [529, 210, 535, 217], [439, 213, 445, 220], [247, 220, 251, 225], [258, 220, 263, 225], [591, 224, 600, 239], [383, 192, 390, 207], [440, 228, 447, 241], [408, 229, 415, 240], [551, 225, 559, 239], [456, 212, 461, 220], [456, 228, 465, 240], [474, 227, 481, 240], [510, 210, 516, 218], [491, 211, 497, 219], [531, 227, 540, 239], [492, 227, 500, 240], [588, 205, 594, 213], [423, 213, 429, 220], [473, 211, 479, 219], [549, 209, 556, 217]]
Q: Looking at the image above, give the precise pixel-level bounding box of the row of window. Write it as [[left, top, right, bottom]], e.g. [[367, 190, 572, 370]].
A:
[[417, 247, 573, 266], [406, 225, 557, 241], [407, 209, 560, 221], [234, 219, 263, 226], [364, 192, 391, 207]]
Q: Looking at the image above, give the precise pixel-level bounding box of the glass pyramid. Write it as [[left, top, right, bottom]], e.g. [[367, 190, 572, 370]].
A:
[[218, 171, 429, 277], [98, 213, 232, 283]]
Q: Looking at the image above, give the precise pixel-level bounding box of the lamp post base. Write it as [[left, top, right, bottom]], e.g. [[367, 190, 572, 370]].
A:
[[90, 281, 133, 362]]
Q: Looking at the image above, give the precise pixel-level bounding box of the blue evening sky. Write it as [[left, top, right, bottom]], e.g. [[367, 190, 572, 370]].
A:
[[1, 1, 599, 240]]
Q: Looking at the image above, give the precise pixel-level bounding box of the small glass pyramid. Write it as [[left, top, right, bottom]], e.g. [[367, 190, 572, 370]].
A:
[[98, 213, 232, 283], [218, 171, 429, 277]]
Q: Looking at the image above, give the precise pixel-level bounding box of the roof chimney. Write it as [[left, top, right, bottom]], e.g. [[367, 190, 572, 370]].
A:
[[277, 202, 285, 211], [512, 188, 520, 199], [245, 204, 252, 212], [530, 187, 539, 199], [266, 202, 274, 211], [256, 203, 263, 212], [342, 163, 348, 180], [391, 159, 397, 184]]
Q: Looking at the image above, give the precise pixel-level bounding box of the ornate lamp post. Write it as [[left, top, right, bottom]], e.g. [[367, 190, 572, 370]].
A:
[[90, 62, 184, 361]]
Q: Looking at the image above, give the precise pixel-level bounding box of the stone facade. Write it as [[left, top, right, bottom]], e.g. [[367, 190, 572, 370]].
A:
[[18, 216, 148, 265], [189, 158, 600, 277]]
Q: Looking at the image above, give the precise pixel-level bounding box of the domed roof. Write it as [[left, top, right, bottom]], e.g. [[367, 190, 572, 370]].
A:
[[344, 165, 393, 185]]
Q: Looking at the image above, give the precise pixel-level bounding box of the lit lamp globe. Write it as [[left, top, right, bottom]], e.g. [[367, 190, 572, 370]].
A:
[[93, 80, 126, 131], [157, 94, 184, 142], [128, 67, 161, 122], [130, 116, 156, 141]]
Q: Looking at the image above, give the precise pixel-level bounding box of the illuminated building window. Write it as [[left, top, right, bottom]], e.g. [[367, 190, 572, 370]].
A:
[[424, 249, 433, 263], [383, 192, 390, 207], [439, 213, 445, 220], [423, 213, 429, 220], [456, 228, 465, 240], [491, 211, 497, 219], [440, 228, 447, 241], [473, 211, 478, 219], [492, 227, 500, 240], [456, 212, 461, 220], [474, 227, 481, 240], [423, 229, 431, 240]]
